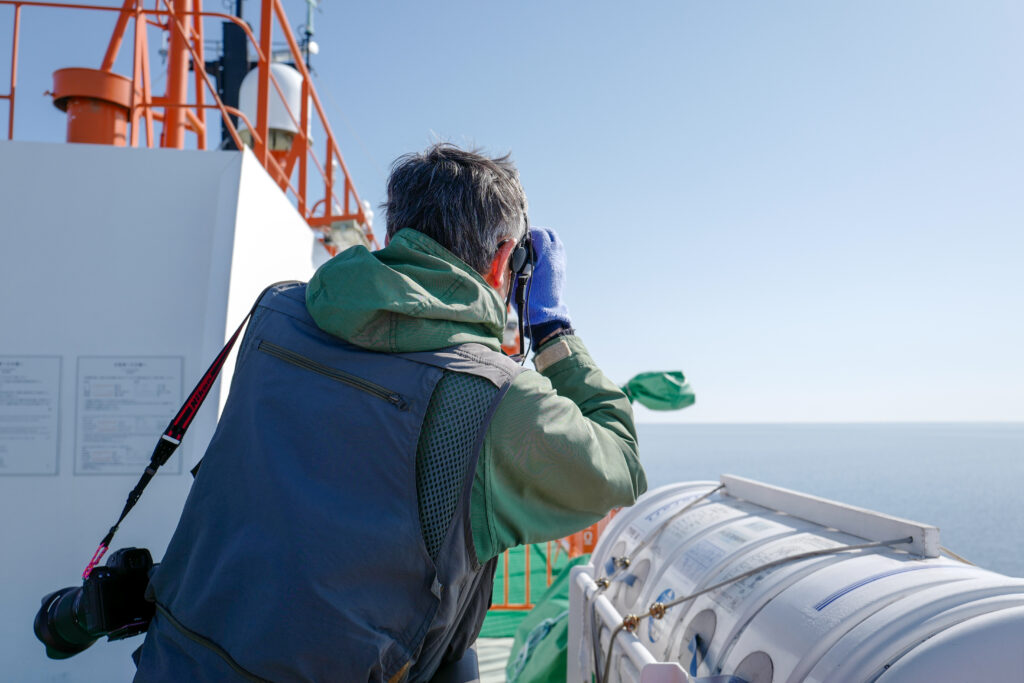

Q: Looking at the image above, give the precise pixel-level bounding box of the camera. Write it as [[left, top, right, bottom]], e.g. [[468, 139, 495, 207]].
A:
[[34, 547, 156, 659]]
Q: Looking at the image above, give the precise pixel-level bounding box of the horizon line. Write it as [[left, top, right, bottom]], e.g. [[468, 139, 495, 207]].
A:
[[635, 419, 1024, 426]]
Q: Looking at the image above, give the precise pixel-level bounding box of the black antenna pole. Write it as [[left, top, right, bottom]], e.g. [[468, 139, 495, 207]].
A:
[[205, 0, 249, 148], [304, 26, 312, 70]]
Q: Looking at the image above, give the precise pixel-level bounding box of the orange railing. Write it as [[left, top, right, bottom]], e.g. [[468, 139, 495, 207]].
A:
[[0, 0, 374, 249], [490, 512, 617, 611], [490, 541, 554, 613]]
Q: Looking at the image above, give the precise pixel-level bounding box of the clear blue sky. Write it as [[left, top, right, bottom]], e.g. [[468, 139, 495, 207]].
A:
[[4, 1, 1022, 422]]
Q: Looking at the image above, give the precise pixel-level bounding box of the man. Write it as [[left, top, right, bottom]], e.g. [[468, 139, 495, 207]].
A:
[[134, 144, 645, 681]]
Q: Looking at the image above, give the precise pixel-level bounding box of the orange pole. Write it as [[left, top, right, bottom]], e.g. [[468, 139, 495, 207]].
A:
[[324, 145, 334, 218], [524, 544, 531, 606], [297, 76, 308, 216], [191, 0, 205, 149], [7, 3, 20, 139], [139, 18, 154, 146], [546, 541, 553, 586], [100, 0, 135, 71], [162, 0, 190, 148], [129, 0, 141, 146], [254, 0, 272, 165]]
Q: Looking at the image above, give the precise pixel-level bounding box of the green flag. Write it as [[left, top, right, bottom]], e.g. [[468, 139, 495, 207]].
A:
[[622, 371, 695, 411]]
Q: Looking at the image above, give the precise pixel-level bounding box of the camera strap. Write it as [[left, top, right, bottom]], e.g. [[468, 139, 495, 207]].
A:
[[82, 282, 289, 579], [505, 219, 535, 363], [514, 229, 535, 361]]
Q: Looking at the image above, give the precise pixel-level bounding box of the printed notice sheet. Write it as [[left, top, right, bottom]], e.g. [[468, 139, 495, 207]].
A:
[[75, 357, 183, 475], [0, 357, 61, 475]]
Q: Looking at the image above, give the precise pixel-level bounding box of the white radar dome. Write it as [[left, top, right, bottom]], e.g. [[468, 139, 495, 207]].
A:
[[237, 63, 312, 148]]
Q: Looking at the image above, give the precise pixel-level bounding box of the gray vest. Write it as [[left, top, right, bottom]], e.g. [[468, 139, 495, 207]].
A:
[[134, 283, 523, 682]]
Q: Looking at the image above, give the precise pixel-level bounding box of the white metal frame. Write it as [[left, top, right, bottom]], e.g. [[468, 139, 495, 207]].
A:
[[720, 475, 940, 558], [569, 565, 691, 682]]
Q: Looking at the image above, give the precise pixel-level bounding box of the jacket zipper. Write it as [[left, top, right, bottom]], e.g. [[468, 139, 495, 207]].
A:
[[257, 340, 408, 410]]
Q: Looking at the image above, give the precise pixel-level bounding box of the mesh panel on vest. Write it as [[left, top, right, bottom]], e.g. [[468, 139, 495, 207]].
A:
[[416, 370, 495, 561]]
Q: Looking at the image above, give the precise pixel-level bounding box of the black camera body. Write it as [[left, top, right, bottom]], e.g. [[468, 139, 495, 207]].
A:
[[80, 547, 155, 637], [35, 547, 157, 659]]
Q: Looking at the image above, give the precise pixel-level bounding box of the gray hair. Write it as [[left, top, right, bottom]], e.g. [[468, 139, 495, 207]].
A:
[[383, 143, 527, 274]]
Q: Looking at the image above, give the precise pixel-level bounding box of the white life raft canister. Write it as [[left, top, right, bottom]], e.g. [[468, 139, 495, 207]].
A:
[[569, 476, 1024, 682]]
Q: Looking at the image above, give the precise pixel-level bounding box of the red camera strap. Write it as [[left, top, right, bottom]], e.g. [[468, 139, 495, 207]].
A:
[[82, 282, 291, 579]]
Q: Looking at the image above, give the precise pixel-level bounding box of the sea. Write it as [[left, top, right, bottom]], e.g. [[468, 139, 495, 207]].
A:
[[634, 422, 1024, 577]]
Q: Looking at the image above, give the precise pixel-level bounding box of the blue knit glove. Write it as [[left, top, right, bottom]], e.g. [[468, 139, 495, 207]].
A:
[[522, 226, 572, 340]]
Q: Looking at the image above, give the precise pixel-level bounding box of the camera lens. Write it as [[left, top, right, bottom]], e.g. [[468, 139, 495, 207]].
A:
[[34, 587, 99, 659]]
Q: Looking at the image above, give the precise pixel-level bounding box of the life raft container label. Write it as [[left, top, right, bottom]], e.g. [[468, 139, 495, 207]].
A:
[[711, 534, 839, 613]]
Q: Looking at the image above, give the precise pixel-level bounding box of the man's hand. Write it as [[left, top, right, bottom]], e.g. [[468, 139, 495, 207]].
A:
[[524, 227, 572, 342]]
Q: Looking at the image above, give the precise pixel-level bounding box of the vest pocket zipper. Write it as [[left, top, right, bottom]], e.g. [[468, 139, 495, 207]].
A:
[[258, 340, 409, 410]]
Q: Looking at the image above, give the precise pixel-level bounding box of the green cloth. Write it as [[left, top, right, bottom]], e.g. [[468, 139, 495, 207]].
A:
[[306, 228, 646, 563], [623, 370, 696, 411]]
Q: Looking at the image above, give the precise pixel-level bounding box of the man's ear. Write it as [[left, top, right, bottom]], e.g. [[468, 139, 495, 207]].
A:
[[485, 240, 517, 294]]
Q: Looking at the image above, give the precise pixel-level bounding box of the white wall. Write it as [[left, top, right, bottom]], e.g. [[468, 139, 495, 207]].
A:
[[0, 140, 315, 681]]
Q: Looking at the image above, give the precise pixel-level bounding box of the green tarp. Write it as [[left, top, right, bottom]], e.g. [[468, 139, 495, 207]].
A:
[[477, 544, 588, 681], [505, 556, 590, 682]]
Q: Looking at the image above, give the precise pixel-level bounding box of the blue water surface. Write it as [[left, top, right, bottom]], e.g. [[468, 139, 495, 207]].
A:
[[635, 423, 1024, 577]]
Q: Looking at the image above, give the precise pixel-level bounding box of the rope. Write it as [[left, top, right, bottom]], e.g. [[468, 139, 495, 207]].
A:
[[596, 535, 914, 683], [941, 545, 974, 565]]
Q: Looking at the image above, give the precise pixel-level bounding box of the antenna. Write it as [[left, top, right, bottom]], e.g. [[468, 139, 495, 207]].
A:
[[301, 0, 319, 70]]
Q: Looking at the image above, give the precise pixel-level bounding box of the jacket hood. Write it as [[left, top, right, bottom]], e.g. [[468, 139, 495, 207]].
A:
[[305, 228, 506, 352]]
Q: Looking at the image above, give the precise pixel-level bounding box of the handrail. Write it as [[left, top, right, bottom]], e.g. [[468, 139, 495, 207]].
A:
[[0, 0, 375, 248], [490, 513, 617, 612], [490, 542, 556, 612]]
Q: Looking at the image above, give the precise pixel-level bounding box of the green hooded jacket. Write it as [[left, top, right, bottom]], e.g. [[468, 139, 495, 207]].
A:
[[306, 228, 646, 562]]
